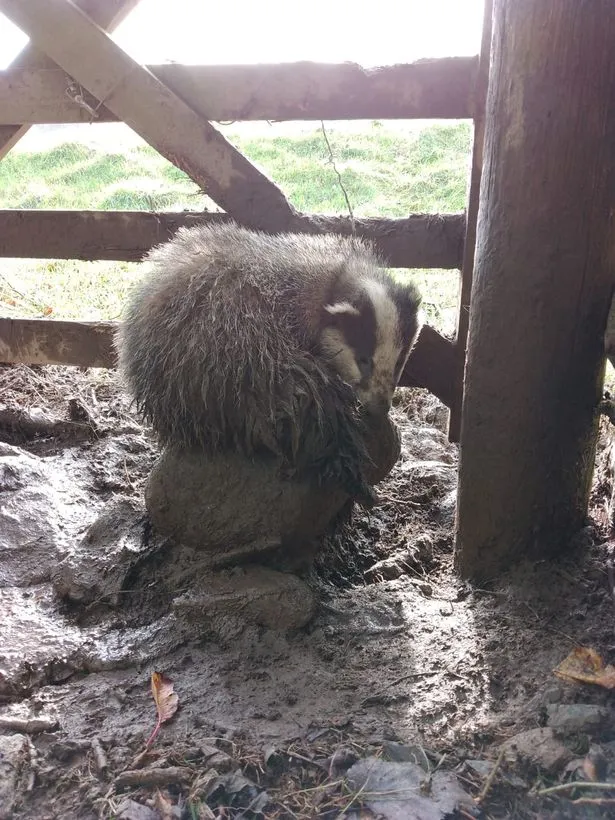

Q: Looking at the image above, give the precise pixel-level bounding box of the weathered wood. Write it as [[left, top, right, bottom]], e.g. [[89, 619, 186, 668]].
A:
[[0, 0, 295, 232], [0, 0, 139, 159], [0, 210, 225, 262], [0, 57, 478, 125], [399, 325, 456, 409], [455, 0, 615, 581], [447, 0, 493, 443], [0, 210, 465, 269], [0, 318, 116, 368], [0, 318, 452, 406]]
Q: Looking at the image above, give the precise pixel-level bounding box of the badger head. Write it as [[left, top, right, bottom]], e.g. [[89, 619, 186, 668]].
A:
[[319, 272, 423, 416]]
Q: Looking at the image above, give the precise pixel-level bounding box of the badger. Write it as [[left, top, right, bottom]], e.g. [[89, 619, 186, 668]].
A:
[[116, 222, 422, 505]]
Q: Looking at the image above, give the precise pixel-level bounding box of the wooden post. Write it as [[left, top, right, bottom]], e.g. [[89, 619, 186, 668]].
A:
[[0, 319, 454, 408], [0, 210, 464, 269], [455, 0, 615, 580], [0, 0, 295, 232], [447, 0, 492, 443], [0, 0, 139, 159], [0, 59, 477, 125]]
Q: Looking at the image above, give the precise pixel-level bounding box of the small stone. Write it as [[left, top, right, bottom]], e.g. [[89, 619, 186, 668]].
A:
[[364, 557, 405, 582], [52, 497, 151, 606], [465, 759, 493, 777], [173, 565, 316, 632], [201, 745, 234, 773], [0, 734, 28, 820], [414, 534, 434, 561], [500, 727, 573, 774], [540, 686, 567, 705], [116, 798, 158, 820], [0, 586, 84, 700], [547, 704, 611, 737], [0, 444, 91, 587], [523, 685, 567, 715], [383, 741, 430, 770], [327, 747, 360, 776], [49, 739, 88, 762], [436, 488, 457, 525]]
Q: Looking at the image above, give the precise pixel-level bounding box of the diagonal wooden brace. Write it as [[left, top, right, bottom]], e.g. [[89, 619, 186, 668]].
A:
[[0, 0, 296, 231], [0, 0, 140, 158]]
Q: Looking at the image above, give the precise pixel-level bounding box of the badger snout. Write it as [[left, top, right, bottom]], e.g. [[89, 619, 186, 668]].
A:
[[359, 391, 393, 417]]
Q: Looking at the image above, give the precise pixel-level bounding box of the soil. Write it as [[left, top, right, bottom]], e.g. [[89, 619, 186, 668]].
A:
[[1, 363, 615, 820]]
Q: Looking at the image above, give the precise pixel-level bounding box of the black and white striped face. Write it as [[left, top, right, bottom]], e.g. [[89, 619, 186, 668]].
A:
[[320, 277, 422, 415]]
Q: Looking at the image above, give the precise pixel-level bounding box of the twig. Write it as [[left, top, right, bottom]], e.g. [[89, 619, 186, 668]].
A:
[[278, 779, 345, 800], [0, 273, 46, 311], [361, 670, 439, 706], [536, 780, 615, 797], [337, 777, 370, 816], [236, 789, 275, 819], [0, 407, 94, 440], [0, 716, 59, 734], [284, 749, 329, 772], [320, 121, 355, 233], [123, 457, 137, 493], [572, 797, 615, 806], [477, 747, 506, 804], [91, 737, 108, 775], [114, 766, 193, 789]]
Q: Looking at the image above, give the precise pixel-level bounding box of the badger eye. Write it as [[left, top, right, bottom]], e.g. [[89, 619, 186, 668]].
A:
[[357, 356, 372, 377]]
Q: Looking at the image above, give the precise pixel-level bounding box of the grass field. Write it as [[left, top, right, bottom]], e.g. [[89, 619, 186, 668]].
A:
[[0, 120, 471, 335]]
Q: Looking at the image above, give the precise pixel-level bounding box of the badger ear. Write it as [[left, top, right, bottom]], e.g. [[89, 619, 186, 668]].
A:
[[324, 301, 361, 317]]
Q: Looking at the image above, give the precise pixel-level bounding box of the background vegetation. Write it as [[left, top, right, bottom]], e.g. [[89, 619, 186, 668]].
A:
[[0, 120, 471, 336]]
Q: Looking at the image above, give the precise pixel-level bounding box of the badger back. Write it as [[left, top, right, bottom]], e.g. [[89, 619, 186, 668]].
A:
[[115, 223, 368, 461]]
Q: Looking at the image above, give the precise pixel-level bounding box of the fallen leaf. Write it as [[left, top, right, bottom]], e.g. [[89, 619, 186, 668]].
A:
[[153, 789, 175, 820], [42, 306, 53, 316], [207, 771, 270, 814], [553, 647, 615, 690], [582, 750, 608, 782], [346, 757, 474, 820], [146, 672, 179, 747]]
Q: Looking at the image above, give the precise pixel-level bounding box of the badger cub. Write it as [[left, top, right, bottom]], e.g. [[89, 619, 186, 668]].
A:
[[116, 223, 422, 505]]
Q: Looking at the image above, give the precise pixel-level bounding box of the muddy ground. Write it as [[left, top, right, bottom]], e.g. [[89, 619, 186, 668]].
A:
[[1, 364, 615, 820]]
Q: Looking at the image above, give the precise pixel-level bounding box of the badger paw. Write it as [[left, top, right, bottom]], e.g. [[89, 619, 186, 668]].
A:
[[347, 478, 379, 509]]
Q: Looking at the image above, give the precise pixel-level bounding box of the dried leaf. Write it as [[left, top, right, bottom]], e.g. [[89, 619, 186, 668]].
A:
[[42, 306, 53, 316], [583, 749, 608, 782], [146, 672, 179, 747], [553, 647, 615, 690], [153, 789, 175, 820], [151, 672, 179, 723], [583, 756, 600, 782]]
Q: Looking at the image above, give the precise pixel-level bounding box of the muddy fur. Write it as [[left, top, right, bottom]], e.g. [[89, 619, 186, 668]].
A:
[[116, 223, 421, 504]]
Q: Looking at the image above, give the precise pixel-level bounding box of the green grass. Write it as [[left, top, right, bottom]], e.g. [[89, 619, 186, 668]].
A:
[[0, 121, 472, 335]]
